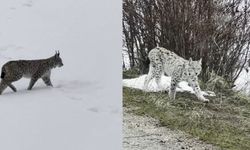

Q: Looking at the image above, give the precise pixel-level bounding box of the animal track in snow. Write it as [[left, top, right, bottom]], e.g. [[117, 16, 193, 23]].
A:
[[22, 0, 33, 7], [87, 107, 99, 113], [55, 80, 102, 101]]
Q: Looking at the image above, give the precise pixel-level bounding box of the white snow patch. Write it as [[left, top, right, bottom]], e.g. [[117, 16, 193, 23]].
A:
[[123, 75, 216, 97], [234, 68, 250, 95]]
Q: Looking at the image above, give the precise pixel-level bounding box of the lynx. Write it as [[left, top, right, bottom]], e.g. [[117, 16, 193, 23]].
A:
[[0, 51, 63, 94], [144, 47, 209, 102]]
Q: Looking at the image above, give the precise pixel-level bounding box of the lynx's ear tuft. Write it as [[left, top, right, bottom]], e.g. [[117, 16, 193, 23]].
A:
[[55, 50, 60, 57], [189, 57, 193, 64], [199, 58, 202, 64]]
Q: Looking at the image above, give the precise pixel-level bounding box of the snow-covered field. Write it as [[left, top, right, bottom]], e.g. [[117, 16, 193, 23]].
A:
[[0, 0, 121, 150]]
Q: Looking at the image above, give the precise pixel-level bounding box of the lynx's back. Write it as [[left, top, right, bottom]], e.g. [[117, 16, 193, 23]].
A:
[[148, 47, 187, 76], [2, 59, 49, 78]]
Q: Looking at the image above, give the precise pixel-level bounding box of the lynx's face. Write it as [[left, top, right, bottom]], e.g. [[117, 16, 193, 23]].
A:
[[184, 58, 202, 77], [54, 52, 63, 67], [190, 59, 202, 76]]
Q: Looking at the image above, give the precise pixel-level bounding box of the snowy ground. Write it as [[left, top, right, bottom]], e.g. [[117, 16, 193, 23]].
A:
[[123, 75, 216, 97], [0, 0, 121, 150]]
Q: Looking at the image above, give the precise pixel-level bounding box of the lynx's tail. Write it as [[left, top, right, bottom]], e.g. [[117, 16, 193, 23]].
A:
[[1, 68, 6, 79], [146, 57, 150, 66]]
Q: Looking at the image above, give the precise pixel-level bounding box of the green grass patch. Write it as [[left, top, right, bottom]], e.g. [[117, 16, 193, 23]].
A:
[[123, 87, 250, 150]]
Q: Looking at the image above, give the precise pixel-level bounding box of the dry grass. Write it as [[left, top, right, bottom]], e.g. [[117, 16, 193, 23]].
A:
[[123, 87, 250, 150]]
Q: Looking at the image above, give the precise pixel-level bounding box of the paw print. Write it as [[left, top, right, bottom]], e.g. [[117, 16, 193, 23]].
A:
[[22, 0, 33, 7]]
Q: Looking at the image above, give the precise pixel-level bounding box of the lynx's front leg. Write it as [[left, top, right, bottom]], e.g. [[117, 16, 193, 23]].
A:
[[27, 77, 39, 90], [28, 70, 47, 90], [169, 65, 183, 100], [169, 77, 180, 100], [28, 71, 41, 90], [188, 78, 209, 102], [42, 76, 53, 86], [42, 71, 53, 86]]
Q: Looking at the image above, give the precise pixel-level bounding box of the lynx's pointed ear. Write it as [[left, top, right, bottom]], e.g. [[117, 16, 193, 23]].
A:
[[199, 58, 202, 64], [189, 57, 193, 64], [55, 51, 60, 57]]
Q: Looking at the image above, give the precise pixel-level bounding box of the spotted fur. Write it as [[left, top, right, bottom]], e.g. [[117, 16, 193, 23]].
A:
[[144, 47, 209, 102], [0, 51, 63, 94]]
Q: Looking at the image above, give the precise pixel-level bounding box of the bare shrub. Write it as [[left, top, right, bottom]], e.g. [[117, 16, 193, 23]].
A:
[[123, 0, 250, 84]]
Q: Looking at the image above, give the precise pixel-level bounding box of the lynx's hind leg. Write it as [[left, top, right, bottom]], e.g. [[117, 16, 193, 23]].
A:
[[5, 81, 16, 92], [0, 80, 17, 94], [0, 69, 21, 93], [144, 60, 164, 91], [154, 63, 164, 91], [0, 80, 8, 94], [144, 63, 155, 91]]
